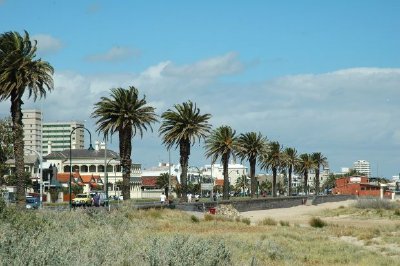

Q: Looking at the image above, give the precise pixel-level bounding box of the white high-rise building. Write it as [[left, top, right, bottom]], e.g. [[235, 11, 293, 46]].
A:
[[42, 121, 85, 155], [353, 160, 371, 177], [22, 109, 42, 155]]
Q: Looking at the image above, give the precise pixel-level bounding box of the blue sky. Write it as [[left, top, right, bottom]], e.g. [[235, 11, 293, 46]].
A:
[[0, 0, 399, 178]]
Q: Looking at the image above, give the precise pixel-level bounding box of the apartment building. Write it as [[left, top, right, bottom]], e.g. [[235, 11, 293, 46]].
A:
[[353, 160, 371, 177], [42, 121, 84, 155], [22, 109, 42, 155]]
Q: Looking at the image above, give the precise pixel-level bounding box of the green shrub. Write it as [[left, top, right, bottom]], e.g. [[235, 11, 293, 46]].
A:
[[259, 217, 277, 226], [241, 217, 251, 225], [394, 209, 400, 216], [309, 217, 327, 228], [191, 215, 200, 223], [204, 213, 214, 221], [145, 235, 231, 265], [279, 220, 290, 226]]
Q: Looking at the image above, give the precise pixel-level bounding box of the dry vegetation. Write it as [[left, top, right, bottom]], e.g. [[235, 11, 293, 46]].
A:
[[0, 199, 399, 265]]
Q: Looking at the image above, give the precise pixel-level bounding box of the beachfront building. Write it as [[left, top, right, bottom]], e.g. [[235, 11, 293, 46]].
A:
[[44, 142, 142, 199]]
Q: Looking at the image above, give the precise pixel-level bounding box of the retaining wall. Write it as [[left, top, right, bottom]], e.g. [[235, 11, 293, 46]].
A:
[[176, 194, 356, 213]]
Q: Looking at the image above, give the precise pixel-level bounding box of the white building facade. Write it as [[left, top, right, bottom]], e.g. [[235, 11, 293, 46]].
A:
[[22, 109, 42, 155], [353, 160, 371, 177], [42, 121, 85, 155]]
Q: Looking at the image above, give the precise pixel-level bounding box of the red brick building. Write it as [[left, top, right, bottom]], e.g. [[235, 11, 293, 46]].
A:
[[332, 176, 392, 198]]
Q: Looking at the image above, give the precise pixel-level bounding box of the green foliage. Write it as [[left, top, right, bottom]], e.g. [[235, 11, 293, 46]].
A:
[[279, 220, 290, 226], [145, 235, 231, 266], [5, 171, 32, 188], [241, 217, 251, 225], [309, 217, 327, 228], [259, 217, 277, 226], [190, 215, 200, 223], [394, 209, 400, 216]]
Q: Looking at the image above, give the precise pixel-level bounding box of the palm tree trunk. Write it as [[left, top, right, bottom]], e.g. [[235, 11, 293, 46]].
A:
[[11, 93, 25, 207], [222, 153, 229, 200], [304, 170, 308, 195], [272, 167, 277, 197], [288, 166, 292, 196], [249, 156, 256, 198], [315, 167, 320, 195], [119, 128, 132, 200], [179, 139, 190, 202]]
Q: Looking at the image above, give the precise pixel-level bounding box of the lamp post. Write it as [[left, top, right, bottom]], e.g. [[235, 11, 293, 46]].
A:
[[69, 126, 94, 210], [25, 148, 43, 209], [105, 157, 117, 203]]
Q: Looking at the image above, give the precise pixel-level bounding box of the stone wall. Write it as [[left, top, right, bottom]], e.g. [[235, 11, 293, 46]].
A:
[[176, 195, 356, 212]]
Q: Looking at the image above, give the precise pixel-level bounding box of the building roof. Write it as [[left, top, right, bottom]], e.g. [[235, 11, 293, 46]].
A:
[[44, 149, 119, 160], [142, 176, 158, 187], [5, 154, 39, 165]]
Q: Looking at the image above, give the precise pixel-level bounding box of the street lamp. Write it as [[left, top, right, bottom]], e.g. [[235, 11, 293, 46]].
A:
[[69, 126, 94, 210], [105, 157, 118, 202], [25, 148, 43, 209]]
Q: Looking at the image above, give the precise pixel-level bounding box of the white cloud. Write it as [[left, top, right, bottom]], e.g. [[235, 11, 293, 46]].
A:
[[32, 34, 63, 55], [86, 46, 140, 62]]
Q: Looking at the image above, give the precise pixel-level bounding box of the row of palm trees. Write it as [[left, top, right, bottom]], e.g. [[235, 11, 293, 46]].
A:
[[0, 30, 327, 207]]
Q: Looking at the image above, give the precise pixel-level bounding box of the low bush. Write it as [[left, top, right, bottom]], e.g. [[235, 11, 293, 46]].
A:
[[190, 215, 200, 223], [259, 217, 277, 226], [241, 217, 251, 225], [279, 220, 290, 226], [309, 217, 327, 228]]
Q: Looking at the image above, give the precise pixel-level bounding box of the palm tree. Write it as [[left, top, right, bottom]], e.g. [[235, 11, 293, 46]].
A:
[[0, 31, 54, 206], [204, 125, 237, 200], [283, 147, 299, 196], [261, 141, 283, 197], [312, 152, 328, 195], [156, 172, 170, 199], [298, 153, 315, 195], [159, 101, 211, 201], [92, 86, 157, 200], [236, 132, 268, 198], [235, 174, 249, 196]]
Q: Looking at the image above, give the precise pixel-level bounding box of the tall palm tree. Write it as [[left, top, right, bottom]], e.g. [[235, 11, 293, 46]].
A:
[[0, 31, 54, 206], [204, 125, 237, 200], [312, 152, 328, 195], [159, 101, 211, 201], [283, 147, 299, 196], [298, 153, 315, 195], [261, 141, 283, 197], [236, 132, 268, 198], [92, 86, 157, 200]]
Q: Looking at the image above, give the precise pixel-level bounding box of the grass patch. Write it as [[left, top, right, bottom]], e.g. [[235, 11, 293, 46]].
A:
[[241, 217, 251, 225], [354, 198, 399, 210]]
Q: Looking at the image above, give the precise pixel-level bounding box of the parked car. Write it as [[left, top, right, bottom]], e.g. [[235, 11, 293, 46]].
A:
[[90, 191, 108, 206], [26, 197, 39, 209], [72, 193, 93, 207]]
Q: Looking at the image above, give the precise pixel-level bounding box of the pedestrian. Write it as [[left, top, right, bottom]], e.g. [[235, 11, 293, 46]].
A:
[[160, 192, 166, 204], [93, 192, 100, 207], [187, 193, 192, 203]]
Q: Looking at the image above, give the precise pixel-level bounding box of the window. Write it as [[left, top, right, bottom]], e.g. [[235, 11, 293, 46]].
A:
[[89, 165, 96, 173], [98, 165, 104, 172], [81, 165, 88, 172]]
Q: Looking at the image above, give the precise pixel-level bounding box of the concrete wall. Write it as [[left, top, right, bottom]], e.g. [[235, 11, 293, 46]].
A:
[[176, 195, 356, 212]]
